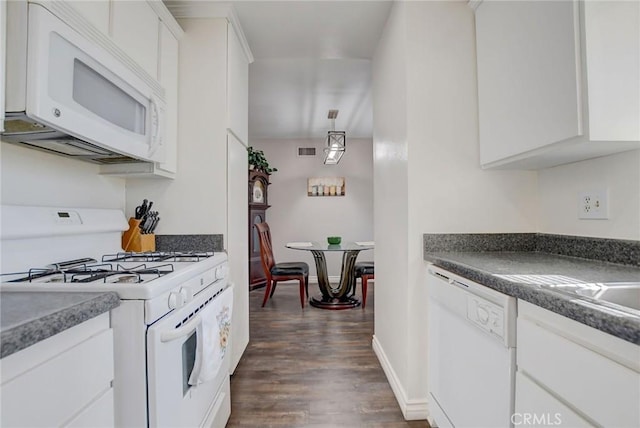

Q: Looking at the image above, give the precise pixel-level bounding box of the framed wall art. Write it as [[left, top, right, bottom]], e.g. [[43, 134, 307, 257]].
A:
[[307, 177, 345, 197]]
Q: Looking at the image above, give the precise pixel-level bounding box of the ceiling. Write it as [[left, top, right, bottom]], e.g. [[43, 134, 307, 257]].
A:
[[166, 1, 393, 141]]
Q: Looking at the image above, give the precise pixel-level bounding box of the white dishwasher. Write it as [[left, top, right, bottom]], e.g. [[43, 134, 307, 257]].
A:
[[427, 265, 517, 428]]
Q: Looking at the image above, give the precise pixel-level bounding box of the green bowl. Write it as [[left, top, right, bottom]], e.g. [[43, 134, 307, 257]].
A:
[[327, 236, 341, 245]]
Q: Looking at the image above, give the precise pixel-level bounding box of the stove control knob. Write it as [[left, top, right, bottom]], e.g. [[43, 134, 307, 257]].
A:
[[181, 286, 193, 302], [168, 291, 184, 309]]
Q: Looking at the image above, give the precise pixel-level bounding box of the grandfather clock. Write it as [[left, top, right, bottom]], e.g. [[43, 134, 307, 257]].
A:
[[248, 170, 270, 290]]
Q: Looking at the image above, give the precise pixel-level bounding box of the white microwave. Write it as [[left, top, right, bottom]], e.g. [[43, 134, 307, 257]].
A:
[[2, 1, 165, 164]]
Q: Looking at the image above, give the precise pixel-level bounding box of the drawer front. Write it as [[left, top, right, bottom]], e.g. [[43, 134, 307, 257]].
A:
[[518, 317, 640, 427], [515, 371, 593, 427], [66, 388, 114, 428], [1, 328, 114, 427]]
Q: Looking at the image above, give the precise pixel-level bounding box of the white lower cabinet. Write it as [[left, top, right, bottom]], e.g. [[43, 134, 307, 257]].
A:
[[1, 0, 6, 133], [1, 314, 115, 427], [515, 371, 592, 427], [66, 389, 114, 428], [516, 301, 640, 428]]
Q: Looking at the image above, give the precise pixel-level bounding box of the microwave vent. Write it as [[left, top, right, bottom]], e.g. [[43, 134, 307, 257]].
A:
[[297, 147, 316, 157], [96, 156, 146, 164]]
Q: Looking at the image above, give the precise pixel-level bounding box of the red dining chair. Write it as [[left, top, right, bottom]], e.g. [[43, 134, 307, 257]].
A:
[[354, 261, 374, 309], [255, 222, 309, 308]]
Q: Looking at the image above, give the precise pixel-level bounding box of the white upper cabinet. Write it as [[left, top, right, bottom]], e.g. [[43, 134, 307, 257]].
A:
[[583, 1, 640, 142], [65, 0, 110, 35], [227, 24, 249, 145], [475, 0, 640, 169], [99, 2, 183, 178], [157, 23, 179, 175], [111, 0, 160, 79]]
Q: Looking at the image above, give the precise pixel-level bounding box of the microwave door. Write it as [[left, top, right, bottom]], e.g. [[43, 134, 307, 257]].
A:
[[24, 3, 165, 163]]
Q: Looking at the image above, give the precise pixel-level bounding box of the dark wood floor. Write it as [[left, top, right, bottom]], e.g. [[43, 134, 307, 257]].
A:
[[227, 283, 430, 427]]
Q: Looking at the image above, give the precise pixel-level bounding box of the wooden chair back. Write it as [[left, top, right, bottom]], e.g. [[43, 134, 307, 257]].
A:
[[255, 222, 275, 277]]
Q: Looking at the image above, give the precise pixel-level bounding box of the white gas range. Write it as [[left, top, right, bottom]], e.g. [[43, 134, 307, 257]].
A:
[[0, 205, 233, 427]]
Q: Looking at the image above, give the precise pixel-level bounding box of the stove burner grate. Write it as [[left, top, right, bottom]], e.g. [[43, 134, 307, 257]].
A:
[[102, 251, 214, 263], [6, 262, 175, 284]]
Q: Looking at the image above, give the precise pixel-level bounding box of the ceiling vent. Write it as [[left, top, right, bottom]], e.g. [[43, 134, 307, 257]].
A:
[[298, 147, 316, 157]]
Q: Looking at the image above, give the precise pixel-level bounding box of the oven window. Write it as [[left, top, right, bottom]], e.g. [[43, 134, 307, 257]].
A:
[[72, 59, 146, 134], [181, 331, 197, 395]]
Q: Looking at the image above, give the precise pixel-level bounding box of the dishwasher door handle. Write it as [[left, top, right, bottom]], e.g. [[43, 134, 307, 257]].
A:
[[428, 268, 469, 288], [428, 268, 451, 282], [451, 279, 469, 289]]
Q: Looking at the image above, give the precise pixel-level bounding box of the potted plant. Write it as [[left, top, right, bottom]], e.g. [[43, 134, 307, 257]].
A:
[[247, 146, 278, 174]]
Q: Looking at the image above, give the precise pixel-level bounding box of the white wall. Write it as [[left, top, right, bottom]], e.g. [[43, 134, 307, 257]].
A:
[[372, 0, 538, 420], [371, 0, 411, 413], [125, 18, 229, 235], [252, 138, 374, 277], [1, 143, 125, 209], [538, 150, 640, 240]]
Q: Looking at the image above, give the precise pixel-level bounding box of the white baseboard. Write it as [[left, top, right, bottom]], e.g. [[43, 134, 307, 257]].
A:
[[372, 335, 430, 421]]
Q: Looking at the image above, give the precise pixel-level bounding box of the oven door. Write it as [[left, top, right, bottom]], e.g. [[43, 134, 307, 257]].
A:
[[146, 284, 232, 427]]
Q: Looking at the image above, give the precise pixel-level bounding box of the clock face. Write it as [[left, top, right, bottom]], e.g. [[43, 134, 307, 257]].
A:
[[252, 181, 264, 203]]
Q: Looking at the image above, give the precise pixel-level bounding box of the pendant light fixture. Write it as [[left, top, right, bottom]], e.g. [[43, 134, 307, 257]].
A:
[[324, 109, 346, 165]]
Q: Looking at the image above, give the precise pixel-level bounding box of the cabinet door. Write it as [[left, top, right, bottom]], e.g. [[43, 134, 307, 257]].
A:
[[0, 0, 5, 133], [584, 0, 640, 142], [518, 305, 640, 427], [111, 0, 159, 79], [227, 24, 249, 144], [1, 317, 114, 427], [66, 1, 110, 35], [157, 23, 179, 175], [66, 389, 114, 428], [227, 132, 249, 373], [515, 371, 593, 428], [476, 0, 582, 165]]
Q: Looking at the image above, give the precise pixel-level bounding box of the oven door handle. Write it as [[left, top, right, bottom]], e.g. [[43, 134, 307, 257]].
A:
[[160, 314, 202, 343]]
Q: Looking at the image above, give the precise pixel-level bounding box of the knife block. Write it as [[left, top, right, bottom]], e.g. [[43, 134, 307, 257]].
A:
[[122, 218, 156, 252]]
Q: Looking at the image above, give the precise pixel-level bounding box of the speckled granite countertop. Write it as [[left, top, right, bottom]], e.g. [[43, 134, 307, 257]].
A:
[[424, 251, 640, 345], [1, 292, 120, 358]]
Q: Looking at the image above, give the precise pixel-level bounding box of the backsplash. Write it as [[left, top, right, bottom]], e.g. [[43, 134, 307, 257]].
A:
[[1, 143, 125, 209], [156, 234, 224, 252], [536, 234, 640, 267], [423, 233, 640, 267], [422, 233, 536, 252]]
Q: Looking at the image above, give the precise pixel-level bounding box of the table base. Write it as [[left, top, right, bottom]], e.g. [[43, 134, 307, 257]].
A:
[[309, 295, 361, 310]]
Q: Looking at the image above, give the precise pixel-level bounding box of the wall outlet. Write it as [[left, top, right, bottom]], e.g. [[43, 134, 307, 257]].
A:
[[578, 189, 609, 219]]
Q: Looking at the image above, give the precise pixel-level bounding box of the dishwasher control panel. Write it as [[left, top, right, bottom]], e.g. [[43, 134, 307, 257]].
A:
[[466, 296, 504, 339]]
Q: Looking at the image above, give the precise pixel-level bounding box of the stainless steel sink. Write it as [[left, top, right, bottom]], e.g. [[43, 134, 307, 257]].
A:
[[572, 282, 640, 312]]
